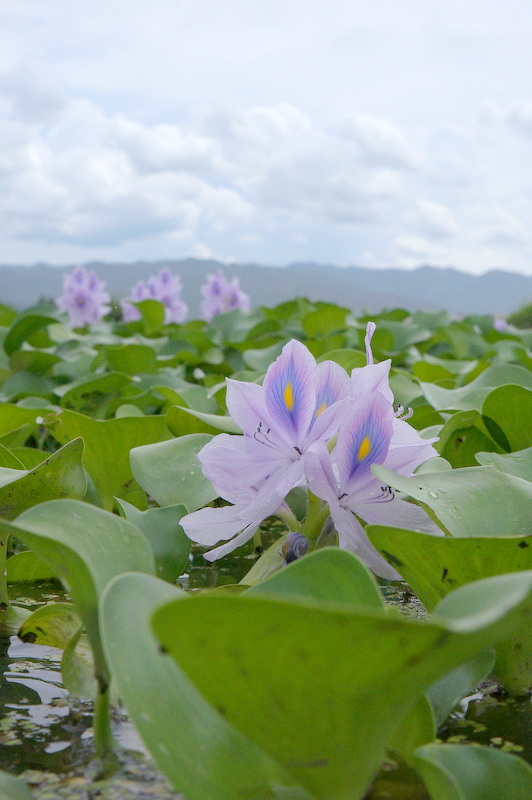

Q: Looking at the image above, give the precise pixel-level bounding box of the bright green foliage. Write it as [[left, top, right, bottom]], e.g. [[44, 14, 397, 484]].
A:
[[130, 433, 217, 511], [44, 409, 173, 509], [150, 556, 532, 800], [0, 298, 531, 793], [372, 464, 532, 538], [414, 743, 532, 800], [101, 572, 312, 800]]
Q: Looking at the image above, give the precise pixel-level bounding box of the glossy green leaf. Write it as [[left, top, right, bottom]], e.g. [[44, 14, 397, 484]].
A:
[[0, 438, 86, 519], [372, 464, 532, 538], [0, 444, 24, 469], [436, 410, 501, 468], [482, 385, 532, 451], [0, 499, 155, 684], [130, 434, 217, 511], [419, 364, 532, 412], [6, 550, 58, 582], [152, 562, 532, 800], [101, 572, 312, 800], [414, 743, 532, 800], [115, 499, 191, 582], [366, 527, 532, 610], [476, 446, 532, 482], [246, 548, 384, 611], [57, 372, 132, 416], [44, 408, 172, 509], [166, 406, 241, 435], [434, 572, 532, 697]]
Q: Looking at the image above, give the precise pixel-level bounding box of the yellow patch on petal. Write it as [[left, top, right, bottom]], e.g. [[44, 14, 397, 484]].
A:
[[284, 382, 294, 411], [357, 435, 371, 461], [315, 401, 327, 417]]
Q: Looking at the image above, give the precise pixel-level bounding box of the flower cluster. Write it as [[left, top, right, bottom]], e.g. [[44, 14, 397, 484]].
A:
[[56, 265, 111, 328], [200, 268, 250, 321], [121, 268, 188, 324], [181, 324, 440, 579]]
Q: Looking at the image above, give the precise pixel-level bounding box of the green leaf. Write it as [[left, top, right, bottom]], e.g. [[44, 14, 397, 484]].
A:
[[316, 348, 366, 371], [0, 771, 34, 800], [302, 305, 349, 337], [387, 694, 435, 766], [476, 446, 532, 482], [434, 572, 532, 697], [115, 499, 191, 582], [151, 560, 532, 800], [366, 527, 532, 611], [57, 372, 132, 417], [44, 408, 172, 509], [482, 385, 532, 451], [414, 743, 532, 800], [0, 437, 86, 519], [0, 499, 155, 684], [425, 650, 495, 728], [6, 550, 58, 582], [18, 603, 82, 648], [419, 364, 532, 412], [246, 548, 384, 611], [130, 434, 217, 511], [371, 464, 532, 538], [100, 572, 312, 800], [436, 410, 501, 468], [0, 444, 24, 469], [104, 343, 158, 375], [166, 406, 242, 435], [4, 313, 58, 356]]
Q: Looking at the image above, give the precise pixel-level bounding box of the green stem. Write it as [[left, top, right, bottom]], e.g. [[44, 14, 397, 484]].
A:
[[275, 505, 300, 533], [301, 492, 331, 548], [0, 536, 10, 610], [93, 678, 116, 762]]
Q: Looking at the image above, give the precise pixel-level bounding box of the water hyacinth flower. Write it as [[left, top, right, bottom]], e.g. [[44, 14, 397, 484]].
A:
[[56, 265, 111, 328], [181, 323, 439, 576], [121, 268, 188, 324], [200, 268, 250, 321], [180, 339, 350, 560]]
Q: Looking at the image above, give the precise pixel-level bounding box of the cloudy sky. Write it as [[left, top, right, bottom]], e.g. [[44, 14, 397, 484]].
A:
[[1, 0, 532, 275]]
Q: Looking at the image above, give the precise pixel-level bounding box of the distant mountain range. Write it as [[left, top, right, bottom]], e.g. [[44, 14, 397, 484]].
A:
[[0, 259, 530, 317]]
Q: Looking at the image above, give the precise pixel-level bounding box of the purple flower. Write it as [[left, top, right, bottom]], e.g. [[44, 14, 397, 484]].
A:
[[56, 266, 110, 328], [200, 269, 250, 321], [306, 389, 439, 579], [493, 317, 508, 332], [181, 323, 439, 575], [121, 269, 188, 324], [180, 339, 350, 560]]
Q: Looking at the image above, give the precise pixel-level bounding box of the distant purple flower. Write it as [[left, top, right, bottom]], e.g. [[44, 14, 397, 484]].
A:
[[180, 339, 350, 560], [493, 317, 508, 332], [56, 265, 110, 328], [121, 269, 188, 324], [200, 269, 250, 321]]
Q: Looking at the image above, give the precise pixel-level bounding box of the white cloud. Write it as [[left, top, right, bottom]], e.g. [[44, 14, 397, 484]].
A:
[[1, 3, 532, 274]]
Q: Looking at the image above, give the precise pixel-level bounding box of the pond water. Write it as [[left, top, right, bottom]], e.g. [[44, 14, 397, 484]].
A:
[[1, 549, 531, 800]]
